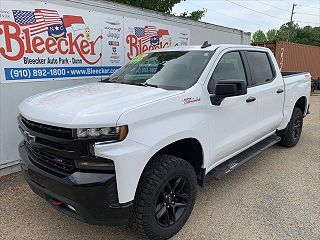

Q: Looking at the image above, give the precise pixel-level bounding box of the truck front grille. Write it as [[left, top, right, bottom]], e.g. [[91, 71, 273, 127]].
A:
[[21, 116, 73, 139], [28, 145, 75, 173]]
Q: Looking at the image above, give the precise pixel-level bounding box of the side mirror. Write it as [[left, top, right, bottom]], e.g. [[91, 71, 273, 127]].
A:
[[210, 80, 247, 105]]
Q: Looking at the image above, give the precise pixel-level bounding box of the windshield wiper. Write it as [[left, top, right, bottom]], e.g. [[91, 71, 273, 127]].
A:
[[124, 82, 144, 86], [101, 80, 159, 88], [120, 82, 158, 88], [143, 82, 158, 88], [100, 77, 111, 83]]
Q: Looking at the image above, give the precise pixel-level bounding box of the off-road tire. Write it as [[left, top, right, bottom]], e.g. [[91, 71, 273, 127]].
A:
[[277, 107, 303, 147], [130, 155, 197, 240]]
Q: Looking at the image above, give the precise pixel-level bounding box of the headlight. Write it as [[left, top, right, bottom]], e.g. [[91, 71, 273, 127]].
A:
[[75, 125, 128, 142]]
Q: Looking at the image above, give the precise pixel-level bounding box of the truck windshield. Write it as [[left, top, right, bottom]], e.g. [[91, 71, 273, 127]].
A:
[[102, 51, 214, 90]]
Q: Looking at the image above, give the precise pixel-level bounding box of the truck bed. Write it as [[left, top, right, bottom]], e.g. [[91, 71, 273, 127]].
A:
[[279, 71, 311, 130], [281, 71, 306, 78]]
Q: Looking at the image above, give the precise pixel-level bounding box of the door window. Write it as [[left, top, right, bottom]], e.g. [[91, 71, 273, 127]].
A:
[[208, 51, 247, 93], [246, 51, 274, 85]]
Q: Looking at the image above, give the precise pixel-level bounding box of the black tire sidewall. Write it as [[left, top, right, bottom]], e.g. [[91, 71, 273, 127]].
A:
[[279, 107, 303, 147], [137, 156, 197, 240], [148, 169, 196, 235], [291, 109, 303, 143]]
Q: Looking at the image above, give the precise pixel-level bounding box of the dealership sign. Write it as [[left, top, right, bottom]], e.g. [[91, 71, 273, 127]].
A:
[[0, 1, 190, 82]]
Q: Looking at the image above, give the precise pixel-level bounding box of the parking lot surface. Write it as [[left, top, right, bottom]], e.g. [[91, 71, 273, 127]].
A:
[[1, 93, 319, 240]]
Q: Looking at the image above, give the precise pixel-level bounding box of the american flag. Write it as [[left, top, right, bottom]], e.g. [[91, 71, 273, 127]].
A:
[[134, 26, 158, 44], [12, 9, 63, 36]]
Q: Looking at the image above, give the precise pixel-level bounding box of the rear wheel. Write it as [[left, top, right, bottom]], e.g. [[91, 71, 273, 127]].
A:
[[277, 107, 303, 147], [130, 155, 197, 240]]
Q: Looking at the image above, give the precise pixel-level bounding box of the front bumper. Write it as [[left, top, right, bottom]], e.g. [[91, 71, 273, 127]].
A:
[[19, 141, 133, 225]]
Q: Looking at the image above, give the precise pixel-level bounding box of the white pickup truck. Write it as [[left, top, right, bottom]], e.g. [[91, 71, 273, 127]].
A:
[[18, 43, 311, 240]]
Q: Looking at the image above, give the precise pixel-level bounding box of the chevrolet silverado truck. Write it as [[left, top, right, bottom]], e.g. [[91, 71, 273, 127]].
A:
[[18, 43, 311, 240]]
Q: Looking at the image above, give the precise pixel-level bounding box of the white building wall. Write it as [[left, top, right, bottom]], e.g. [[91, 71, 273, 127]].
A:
[[0, 0, 250, 175]]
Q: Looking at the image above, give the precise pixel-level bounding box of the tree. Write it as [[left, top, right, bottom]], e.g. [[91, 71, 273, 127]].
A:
[[275, 23, 320, 46], [276, 22, 299, 41], [266, 29, 277, 41], [253, 23, 320, 47], [110, 0, 182, 13], [252, 30, 267, 42], [179, 9, 206, 21], [109, 0, 205, 21], [294, 26, 320, 47]]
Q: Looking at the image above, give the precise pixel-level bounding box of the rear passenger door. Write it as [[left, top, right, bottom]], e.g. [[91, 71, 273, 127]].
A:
[[244, 51, 285, 136]]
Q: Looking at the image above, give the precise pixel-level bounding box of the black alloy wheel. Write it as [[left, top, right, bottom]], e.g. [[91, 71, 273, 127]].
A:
[[130, 155, 197, 240], [278, 107, 303, 147], [293, 117, 302, 140], [155, 176, 191, 227]]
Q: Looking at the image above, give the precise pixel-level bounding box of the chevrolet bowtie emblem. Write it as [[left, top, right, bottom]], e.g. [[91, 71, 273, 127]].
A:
[[23, 130, 36, 143]]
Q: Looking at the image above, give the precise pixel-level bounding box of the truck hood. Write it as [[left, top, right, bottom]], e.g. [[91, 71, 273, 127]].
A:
[[19, 82, 182, 128]]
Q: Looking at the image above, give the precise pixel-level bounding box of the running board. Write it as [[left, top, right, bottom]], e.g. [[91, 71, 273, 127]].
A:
[[209, 135, 281, 180]]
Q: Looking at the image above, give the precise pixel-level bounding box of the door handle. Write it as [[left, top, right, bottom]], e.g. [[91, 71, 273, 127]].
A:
[[246, 96, 256, 103], [277, 89, 284, 93]]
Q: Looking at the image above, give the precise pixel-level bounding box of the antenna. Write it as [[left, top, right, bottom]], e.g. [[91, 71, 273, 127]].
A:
[[201, 41, 212, 49]]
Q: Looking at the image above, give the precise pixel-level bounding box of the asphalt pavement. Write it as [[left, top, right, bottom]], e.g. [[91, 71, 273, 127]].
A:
[[1, 93, 319, 240]]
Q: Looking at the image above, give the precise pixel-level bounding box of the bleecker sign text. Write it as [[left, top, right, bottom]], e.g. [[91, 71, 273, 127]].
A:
[[126, 34, 170, 60], [0, 21, 103, 65]]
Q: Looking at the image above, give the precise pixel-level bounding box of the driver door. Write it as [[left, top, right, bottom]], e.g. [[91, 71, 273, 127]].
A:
[[206, 50, 260, 167]]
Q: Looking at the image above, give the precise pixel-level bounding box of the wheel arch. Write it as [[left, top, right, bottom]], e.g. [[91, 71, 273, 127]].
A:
[[278, 95, 308, 130], [156, 138, 204, 181], [294, 96, 308, 116], [140, 137, 205, 188]]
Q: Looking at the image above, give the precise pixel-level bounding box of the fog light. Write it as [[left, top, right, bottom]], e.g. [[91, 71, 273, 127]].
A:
[[75, 159, 115, 171]]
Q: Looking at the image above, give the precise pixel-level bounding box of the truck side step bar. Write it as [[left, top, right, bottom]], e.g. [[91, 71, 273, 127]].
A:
[[209, 135, 281, 180]]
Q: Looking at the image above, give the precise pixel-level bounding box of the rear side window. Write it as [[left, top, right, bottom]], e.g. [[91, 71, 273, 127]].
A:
[[208, 51, 246, 93], [246, 51, 274, 85]]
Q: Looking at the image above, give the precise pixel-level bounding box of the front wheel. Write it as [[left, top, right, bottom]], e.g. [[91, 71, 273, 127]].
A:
[[277, 107, 303, 147], [130, 155, 197, 240]]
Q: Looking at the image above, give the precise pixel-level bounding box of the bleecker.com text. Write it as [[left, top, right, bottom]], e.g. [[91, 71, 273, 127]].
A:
[[0, 21, 103, 65]]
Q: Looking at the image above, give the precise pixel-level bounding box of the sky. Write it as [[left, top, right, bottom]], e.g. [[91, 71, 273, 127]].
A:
[[172, 0, 320, 34]]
